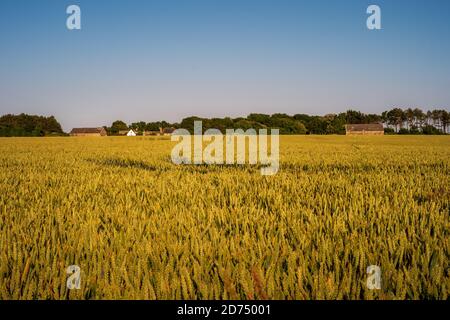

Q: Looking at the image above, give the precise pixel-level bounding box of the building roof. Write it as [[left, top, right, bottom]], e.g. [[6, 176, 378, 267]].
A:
[[70, 127, 105, 134], [345, 123, 384, 132], [162, 127, 176, 134]]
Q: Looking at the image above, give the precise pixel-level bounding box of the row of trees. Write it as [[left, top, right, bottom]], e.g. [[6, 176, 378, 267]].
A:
[[106, 120, 172, 135], [176, 111, 383, 135], [382, 108, 449, 133], [0, 114, 64, 137], [1, 108, 448, 137], [107, 108, 449, 135]]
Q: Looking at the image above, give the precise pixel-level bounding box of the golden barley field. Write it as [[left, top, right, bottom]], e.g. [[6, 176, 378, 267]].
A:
[[0, 135, 449, 300]]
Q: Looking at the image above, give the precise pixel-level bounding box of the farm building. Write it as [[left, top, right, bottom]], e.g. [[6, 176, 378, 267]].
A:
[[126, 129, 137, 136], [162, 127, 176, 135], [143, 130, 161, 136], [142, 127, 176, 136], [117, 129, 138, 136], [70, 127, 107, 137], [345, 123, 384, 135]]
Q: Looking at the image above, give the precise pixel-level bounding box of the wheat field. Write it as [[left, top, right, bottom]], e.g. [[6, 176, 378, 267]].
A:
[[0, 136, 448, 299]]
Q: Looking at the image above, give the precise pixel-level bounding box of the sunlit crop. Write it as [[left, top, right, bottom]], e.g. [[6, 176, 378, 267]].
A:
[[0, 136, 448, 299]]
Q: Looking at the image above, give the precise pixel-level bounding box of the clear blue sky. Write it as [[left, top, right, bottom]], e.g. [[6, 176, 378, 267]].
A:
[[0, 0, 449, 131]]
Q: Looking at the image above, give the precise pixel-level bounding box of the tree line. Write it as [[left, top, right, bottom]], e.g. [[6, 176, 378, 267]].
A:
[[106, 120, 172, 135], [0, 113, 64, 137], [106, 108, 449, 135], [381, 108, 449, 134], [1, 108, 448, 137]]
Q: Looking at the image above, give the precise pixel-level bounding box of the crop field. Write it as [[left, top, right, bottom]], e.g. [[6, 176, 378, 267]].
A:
[[0, 136, 449, 299]]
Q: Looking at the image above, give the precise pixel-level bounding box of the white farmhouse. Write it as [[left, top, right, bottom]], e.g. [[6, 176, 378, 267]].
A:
[[126, 129, 137, 136]]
